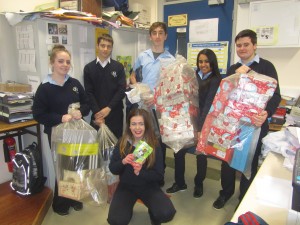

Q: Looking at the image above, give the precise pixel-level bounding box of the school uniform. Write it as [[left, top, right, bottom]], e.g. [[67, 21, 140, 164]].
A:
[[32, 74, 90, 214], [84, 58, 126, 138], [107, 141, 176, 225], [173, 71, 222, 188], [219, 55, 281, 201]]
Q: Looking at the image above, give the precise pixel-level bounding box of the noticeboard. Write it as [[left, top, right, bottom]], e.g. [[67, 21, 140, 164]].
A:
[[187, 41, 229, 74]]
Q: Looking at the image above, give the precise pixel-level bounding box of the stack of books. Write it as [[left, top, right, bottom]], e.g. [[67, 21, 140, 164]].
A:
[[0, 92, 33, 123]]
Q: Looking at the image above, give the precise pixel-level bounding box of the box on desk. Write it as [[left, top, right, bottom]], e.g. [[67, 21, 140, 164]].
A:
[[0, 83, 31, 93], [269, 123, 283, 131]]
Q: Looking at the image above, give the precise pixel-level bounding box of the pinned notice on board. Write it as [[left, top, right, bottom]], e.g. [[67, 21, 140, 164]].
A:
[[168, 14, 188, 27]]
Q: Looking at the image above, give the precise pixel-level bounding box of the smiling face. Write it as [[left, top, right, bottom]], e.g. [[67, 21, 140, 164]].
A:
[[198, 54, 212, 75], [236, 36, 257, 64], [51, 51, 71, 76], [129, 115, 145, 143]]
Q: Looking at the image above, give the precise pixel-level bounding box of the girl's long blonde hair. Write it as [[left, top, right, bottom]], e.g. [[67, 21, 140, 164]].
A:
[[119, 108, 158, 168]]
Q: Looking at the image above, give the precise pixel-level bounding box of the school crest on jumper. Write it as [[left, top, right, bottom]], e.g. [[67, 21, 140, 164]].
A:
[[111, 71, 117, 78], [73, 87, 79, 94]]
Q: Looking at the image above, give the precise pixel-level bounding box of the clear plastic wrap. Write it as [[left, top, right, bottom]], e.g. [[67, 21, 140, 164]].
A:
[[196, 71, 277, 176], [125, 82, 153, 110], [97, 123, 119, 203], [154, 55, 199, 152], [51, 103, 108, 206]]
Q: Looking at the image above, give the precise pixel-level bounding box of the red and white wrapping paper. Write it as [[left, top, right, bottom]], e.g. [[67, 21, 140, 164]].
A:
[[196, 71, 277, 166], [155, 55, 199, 152]]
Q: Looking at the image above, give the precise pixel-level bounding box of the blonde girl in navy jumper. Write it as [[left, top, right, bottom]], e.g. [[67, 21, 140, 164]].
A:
[[107, 108, 176, 225], [32, 45, 90, 216]]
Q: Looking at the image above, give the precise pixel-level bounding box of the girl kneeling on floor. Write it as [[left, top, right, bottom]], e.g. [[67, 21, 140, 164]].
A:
[[107, 108, 176, 225]]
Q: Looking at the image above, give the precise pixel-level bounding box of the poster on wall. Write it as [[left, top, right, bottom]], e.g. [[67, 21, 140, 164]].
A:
[[95, 27, 110, 56], [252, 26, 278, 46], [46, 22, 73, 45], [187, 41, 229, 74], [116, 56, 132, 85]]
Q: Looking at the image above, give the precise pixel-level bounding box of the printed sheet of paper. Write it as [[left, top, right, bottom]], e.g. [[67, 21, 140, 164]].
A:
[[189, 18, 218, 42]]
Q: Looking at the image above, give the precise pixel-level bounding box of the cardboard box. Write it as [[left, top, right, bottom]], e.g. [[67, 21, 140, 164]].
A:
[[59, 0, 102, 17], [0, 83, 31, 93], [269, 123, 283, 131]]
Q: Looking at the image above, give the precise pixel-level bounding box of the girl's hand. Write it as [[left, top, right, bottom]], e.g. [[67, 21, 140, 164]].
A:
[[71, 110, 82, 120], [122, 154, 134, 165], [62, 114, 72, 123], [132, 162, 142, 176]]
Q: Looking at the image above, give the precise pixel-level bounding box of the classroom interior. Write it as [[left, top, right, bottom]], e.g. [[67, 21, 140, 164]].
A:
[[1, 0, 300, 225]]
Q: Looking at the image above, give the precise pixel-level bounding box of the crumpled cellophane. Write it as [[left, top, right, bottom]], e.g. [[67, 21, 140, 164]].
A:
[[97, 123, 119, 203], [51, 103, 108, 206], [125, 82, 153, 109], [154, 55, 199, 153], [196, 71, 277, 177]]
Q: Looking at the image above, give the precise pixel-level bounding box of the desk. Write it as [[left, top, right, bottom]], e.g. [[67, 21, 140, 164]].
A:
[[231, 152, 293, 224], [0, 181, 53, 225], [0, 120, 41, 151]]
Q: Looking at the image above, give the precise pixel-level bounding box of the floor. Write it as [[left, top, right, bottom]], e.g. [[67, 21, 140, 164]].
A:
[[42, 149, 240, 225]]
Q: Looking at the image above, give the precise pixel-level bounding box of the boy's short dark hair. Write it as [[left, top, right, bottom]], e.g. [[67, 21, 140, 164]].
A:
[[149, 22, 167, 35], [97, 33, 114, 45], [235, 29, 257, 45]]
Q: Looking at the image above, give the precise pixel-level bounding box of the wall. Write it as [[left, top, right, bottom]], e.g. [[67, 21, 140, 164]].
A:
[[234, 2, 300, 98], [0, 0, 58, 12]]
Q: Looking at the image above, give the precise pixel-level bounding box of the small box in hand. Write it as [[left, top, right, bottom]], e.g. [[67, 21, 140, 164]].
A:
[[133, 141, 153, 163]]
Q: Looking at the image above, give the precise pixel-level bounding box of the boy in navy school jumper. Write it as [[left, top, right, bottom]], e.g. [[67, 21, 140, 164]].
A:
[[84, 34, 126, 139]]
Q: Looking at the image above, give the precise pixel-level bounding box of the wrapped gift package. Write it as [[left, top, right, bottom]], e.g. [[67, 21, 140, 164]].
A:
[[52, 118, 108, 205], [155, 55, 199, 152], [58, 168, 107, 202], [197, 71, 277, 173]]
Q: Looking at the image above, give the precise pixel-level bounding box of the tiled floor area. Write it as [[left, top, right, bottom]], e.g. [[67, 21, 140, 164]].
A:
[[42, 149, 240, 225]]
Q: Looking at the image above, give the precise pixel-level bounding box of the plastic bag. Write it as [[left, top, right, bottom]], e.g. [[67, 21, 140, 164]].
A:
[[97, 123, 119, 203], [154, 55, 199, 152], [125, 82, 153, 110], [51, 103, 108, 206], [196, 71, 277, 176]]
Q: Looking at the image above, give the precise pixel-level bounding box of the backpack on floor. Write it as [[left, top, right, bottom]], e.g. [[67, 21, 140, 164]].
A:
[[10, 142, 47, 195]]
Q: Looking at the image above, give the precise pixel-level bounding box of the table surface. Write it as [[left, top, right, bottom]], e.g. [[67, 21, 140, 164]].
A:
[[231, 152, 293, 224], [0, 119, 38, 133], [0, 181, 53, 225]]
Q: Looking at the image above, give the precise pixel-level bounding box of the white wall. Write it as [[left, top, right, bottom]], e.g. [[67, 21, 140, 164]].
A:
[[0, 0, 58, 12], [234, 3, 300, 98]]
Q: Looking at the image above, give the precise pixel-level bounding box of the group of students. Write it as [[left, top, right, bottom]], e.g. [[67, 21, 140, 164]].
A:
[[32, 21, 281, 225]]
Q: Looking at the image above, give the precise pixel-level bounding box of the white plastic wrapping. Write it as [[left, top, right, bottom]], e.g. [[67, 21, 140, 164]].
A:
[[197, 71, 277, 176], [51, 104, 108, 206], [97, 123, 119, 203], [154, 55, 199, 152]]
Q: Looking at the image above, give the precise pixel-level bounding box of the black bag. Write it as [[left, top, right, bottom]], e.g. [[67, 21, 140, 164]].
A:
[[10, 142, 47, 195]]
